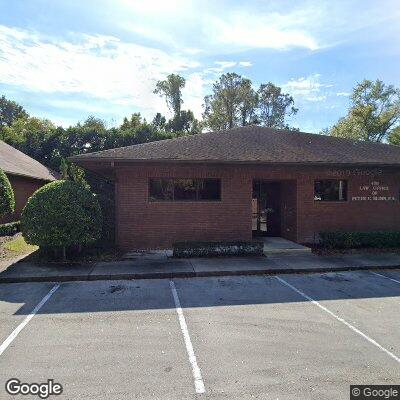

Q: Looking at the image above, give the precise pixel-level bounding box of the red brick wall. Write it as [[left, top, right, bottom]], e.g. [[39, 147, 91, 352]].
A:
[[115, 164, 252, 250], [296, 167, 400, 243], [0, 175, 47, 224], [114, 163, 400, 250]]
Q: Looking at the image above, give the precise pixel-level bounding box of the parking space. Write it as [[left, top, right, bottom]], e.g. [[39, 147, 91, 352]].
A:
[[0, 280, 196, 400], [0, 282, 56, 343], [0, 270, 399, 399], [371, 269, 400, 284], [175, 273, 400, 399]]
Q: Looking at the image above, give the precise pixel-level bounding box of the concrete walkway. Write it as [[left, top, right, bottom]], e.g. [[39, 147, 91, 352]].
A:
[[0, 251, 400, 283], [261, 237, 311, 254]]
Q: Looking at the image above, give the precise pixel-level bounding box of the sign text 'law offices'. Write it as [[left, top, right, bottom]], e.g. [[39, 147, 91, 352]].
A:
[[327, 168, 397, 202]]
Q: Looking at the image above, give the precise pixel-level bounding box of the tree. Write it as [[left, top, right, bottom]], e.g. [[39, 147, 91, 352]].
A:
[[21, 180, 102, 260], [203, 73, 257, 131], [0, 95, 28, 127], [154, 74, 186, 117], [202, 73, 297, 131], [389, 126, 400, 145], [60, 159, 89, 189], [165, 110, 202, 134], [0, 168, 15, 217], [238, 79, 258, 127], [257, 83, 298, 128], [0, 116, 57, 166], [152, 113, 166, 130], [154, 74, 201, 133], [329, 79, 400, 142]]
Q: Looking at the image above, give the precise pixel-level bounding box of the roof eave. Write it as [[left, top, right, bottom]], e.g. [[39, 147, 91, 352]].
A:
[[4, 170, 57, 182], [69, 157, 400, 168]]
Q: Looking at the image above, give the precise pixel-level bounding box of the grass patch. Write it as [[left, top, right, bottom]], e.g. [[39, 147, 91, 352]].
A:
[[2, 236, 38, 259]]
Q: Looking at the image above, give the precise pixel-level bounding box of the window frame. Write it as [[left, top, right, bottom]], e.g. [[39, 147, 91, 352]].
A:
[[314, 179, 348, 203], [148, 178, 222, 202]]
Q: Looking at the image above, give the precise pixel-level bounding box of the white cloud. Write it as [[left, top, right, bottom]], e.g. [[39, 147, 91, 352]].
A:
[[282, 74, 333, 102], [205, 61, 237, 73], [103, 0, 400, 55], [304, 95, 327, 102], [336, 92, 350, 97], [182, 72, 210, 118], [0, 25, 202, 119], [214, 61, 237, 69], [207, 11, 319, 51], [239, 61, 252, 67]]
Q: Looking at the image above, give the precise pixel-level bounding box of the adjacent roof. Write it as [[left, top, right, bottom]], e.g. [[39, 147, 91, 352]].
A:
[[0, 140, 57, 181], [69, 126, 400, 167]]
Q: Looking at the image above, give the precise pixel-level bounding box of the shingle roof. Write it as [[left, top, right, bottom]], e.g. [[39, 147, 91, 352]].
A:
[[0, 140, 57, 181], [69, 126, 400, 166]]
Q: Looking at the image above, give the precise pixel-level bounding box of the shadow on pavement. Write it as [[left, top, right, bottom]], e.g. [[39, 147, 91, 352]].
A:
[[0, 270, 399, 316]]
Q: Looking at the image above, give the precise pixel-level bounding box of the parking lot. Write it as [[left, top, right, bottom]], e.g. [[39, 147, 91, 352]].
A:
[[0, 270, 399, 399]]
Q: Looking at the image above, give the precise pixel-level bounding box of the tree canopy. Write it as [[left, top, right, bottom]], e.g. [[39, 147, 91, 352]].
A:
[[21, 180, 102, 256], [389, 126, 400, 145], [154, 73, 185, 116], [0, 72, 301, 175], [0, 95, 28, 127], [203, 73, 297, 131], [257, 83, 298, 129], [328, 79, 400, 143], [203, 73, 256, 130], [154, 74, 201, 133], [0, 168, 15, 217]]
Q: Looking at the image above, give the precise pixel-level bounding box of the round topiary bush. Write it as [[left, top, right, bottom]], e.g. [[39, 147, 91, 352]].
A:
[[0, 168, 15, 217], [21, 180, 102, 255]]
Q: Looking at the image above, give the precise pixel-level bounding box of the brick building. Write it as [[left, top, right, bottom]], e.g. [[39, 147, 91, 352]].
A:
[[71, 127, 400, 250], [0, 140, 57, 223]]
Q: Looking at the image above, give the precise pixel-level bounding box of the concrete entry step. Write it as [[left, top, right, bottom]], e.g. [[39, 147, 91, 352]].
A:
[[260, 237, 311, 255]]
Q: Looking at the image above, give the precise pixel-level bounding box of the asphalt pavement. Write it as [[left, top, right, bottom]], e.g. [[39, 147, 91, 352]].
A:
[[0, 269, 399, 399]]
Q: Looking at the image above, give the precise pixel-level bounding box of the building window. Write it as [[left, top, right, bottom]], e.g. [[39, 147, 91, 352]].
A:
[[149, 178, 221, 201], [314, 180, 347, 201], [174, 179, 197, 201]]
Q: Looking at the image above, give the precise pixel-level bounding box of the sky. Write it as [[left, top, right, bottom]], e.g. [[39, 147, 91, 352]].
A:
[[0, 0, 399, 133]]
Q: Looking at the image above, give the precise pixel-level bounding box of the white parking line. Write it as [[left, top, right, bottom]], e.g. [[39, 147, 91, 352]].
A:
[[275, 276, 400, 364], [370, 271, 400, 285], [169, 280, 205, 394], [0, 283, 60, 357]]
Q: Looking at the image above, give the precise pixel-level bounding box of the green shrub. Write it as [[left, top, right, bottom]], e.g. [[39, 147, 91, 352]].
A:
[[0, 221, 20, 236], [174, 240, 264, 258], [21, 180, 102, 253], [0, 168, 15, 217], [319, 231, 400, 249]]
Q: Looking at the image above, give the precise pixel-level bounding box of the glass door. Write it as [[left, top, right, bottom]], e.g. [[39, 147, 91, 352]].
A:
[[252, 181, 267, 235], [252, 181, 281, 237]]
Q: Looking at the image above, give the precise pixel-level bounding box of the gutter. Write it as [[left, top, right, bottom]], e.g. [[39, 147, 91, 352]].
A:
[[67, 157, 400, 169]]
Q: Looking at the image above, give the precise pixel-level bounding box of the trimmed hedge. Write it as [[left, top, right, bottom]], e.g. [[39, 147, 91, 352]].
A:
[[174, 240, 264, 258], [319, 231, 400, 249], [0, 168, 15, 217], [0, 221, 20, 237], [21, 180, 102, 249]]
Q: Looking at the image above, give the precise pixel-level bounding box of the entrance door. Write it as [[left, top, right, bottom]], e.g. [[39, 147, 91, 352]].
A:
[[252, 181, 281, 237]]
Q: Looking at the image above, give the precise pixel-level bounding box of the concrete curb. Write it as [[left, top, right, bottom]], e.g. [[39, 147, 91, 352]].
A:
[[0, 264, 399, 284]]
